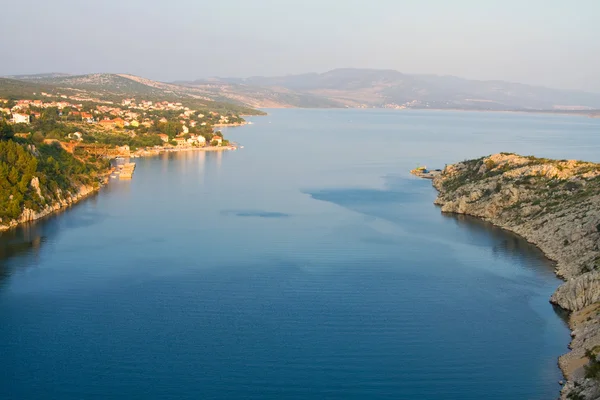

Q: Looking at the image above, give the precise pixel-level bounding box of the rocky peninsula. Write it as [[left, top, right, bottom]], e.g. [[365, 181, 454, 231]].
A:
[[419, 153, 600, 399]]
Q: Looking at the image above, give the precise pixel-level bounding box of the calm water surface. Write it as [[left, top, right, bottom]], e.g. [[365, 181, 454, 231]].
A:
[[2, 110, 600, 399]]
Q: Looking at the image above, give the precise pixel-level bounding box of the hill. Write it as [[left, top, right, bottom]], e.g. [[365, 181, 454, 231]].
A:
[[4, 74, 264, 115], [189, 68, 600, 111]]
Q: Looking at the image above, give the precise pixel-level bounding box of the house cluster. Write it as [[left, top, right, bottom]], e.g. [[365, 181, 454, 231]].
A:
[[3, 98, 88, 124], [1, 96, 237, 132], [122, 99, 188, 112], [160, 132, 223, 148], [172, 134, 207, 147]]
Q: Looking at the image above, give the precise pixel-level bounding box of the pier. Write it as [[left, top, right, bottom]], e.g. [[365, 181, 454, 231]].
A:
[[117, 162, 136, 179]]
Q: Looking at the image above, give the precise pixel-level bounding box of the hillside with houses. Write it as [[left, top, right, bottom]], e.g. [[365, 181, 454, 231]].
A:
[[0, 77, 258, 230], [0, 89, 249, 158]]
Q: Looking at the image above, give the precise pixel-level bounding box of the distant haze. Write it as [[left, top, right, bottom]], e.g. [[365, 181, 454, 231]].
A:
[[1, 0, 599, 92]]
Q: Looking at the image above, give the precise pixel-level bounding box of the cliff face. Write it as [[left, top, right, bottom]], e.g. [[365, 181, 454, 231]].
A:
[[431, 153, 600, 399]]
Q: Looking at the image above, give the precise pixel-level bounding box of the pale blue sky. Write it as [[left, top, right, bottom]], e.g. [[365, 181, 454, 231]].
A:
[[1, 0, 599, 91]]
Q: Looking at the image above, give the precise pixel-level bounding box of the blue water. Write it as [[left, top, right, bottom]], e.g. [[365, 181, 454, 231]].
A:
[[2, 109, 600, 399]]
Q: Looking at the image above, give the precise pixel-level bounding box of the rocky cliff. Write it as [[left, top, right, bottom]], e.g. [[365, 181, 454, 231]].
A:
[[429, 153, 600, 399]]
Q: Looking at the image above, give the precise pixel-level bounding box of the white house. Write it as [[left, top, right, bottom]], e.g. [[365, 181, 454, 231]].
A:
[[12, 113, 30, 124], [68, 132, 83, 141]]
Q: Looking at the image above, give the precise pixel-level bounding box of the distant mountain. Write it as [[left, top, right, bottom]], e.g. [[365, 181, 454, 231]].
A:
[[173, 78, 344, 108], [7, 69, 600, 112], [190, 68, 600, 110]]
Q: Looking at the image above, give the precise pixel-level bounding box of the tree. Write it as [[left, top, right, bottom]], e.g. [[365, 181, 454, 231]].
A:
[[164, 121, 181, 138], [32, 132, 45, 144], [0, 120, 14, 140]]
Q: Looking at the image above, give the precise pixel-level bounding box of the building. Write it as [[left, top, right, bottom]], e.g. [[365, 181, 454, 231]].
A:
[[81, 112, 94, 123], [211, 135, 223, 146], [158, 134, 169, 143], [112, 118, 125, 128], [173, 137, 187, 147], [99, 119, 115, 127], [12, 113, 30, 124], [68, 132, 83, 141], [196, 135, 206, 145]]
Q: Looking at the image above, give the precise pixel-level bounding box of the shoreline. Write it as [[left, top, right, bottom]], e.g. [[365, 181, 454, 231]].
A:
[[0, 143, 239, 232], [414, 154, 600, 399], [130, 144, 237, 158], [0, 181, 105, 232], [429, 196, 577, 380]]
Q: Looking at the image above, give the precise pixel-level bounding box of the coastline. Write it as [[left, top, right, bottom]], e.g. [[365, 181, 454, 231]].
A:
[[428, 195, 582, 386], [130, 144, 237, 158], [0, 181, 105, 232], [0, 144, 239, 233], [414, 154, 600, 399]]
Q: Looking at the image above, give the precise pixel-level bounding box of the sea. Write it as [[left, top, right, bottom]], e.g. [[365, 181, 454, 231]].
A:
[[2, 109, 600, 399]]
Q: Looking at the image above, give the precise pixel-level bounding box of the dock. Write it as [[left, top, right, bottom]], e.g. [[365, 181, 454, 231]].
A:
[[118, 162, 136, 180]]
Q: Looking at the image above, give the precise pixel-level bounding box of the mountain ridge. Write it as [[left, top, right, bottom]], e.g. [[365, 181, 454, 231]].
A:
[[7, 69, 600, 111], [202, 68, 600, 110]]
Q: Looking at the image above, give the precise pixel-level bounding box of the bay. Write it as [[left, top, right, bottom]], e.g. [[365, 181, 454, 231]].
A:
[[2, 109, 600, 399]]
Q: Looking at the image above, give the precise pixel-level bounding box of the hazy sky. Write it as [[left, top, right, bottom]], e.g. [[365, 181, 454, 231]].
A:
[[1, 0, 599, 91]]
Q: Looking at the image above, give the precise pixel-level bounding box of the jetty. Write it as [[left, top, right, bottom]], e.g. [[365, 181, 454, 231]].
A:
[[118, 162, 136, 180], [410, 166, 442, 179]]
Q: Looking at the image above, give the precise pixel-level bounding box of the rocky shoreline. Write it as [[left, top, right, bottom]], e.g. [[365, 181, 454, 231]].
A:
[[419, 153, 600, 399], [0, 181, 104, 232]]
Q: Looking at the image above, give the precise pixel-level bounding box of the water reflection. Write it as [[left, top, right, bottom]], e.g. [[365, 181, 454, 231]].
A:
[[306, 180, 557, 279], [0, 190, 111, 287], [0, 223, 45, 284], [440, 212, 555, 273]]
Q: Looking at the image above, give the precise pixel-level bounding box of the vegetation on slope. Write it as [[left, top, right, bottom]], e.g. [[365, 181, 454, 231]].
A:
[[439, 153, 600, 217], [0, 124, 108, 223]]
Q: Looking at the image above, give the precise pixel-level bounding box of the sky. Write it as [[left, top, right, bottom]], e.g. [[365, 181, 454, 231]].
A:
[[1, 0, 599, 92]]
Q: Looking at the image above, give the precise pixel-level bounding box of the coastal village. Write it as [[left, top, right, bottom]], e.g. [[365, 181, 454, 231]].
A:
[[0, 84, 255, 230], [0, 93, 246, 164]]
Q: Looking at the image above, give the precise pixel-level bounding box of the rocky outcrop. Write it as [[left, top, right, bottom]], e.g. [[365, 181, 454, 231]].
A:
[[428, 153, 600, 399], [0, 183, 100, 232], [552, 273, 600, 312]]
